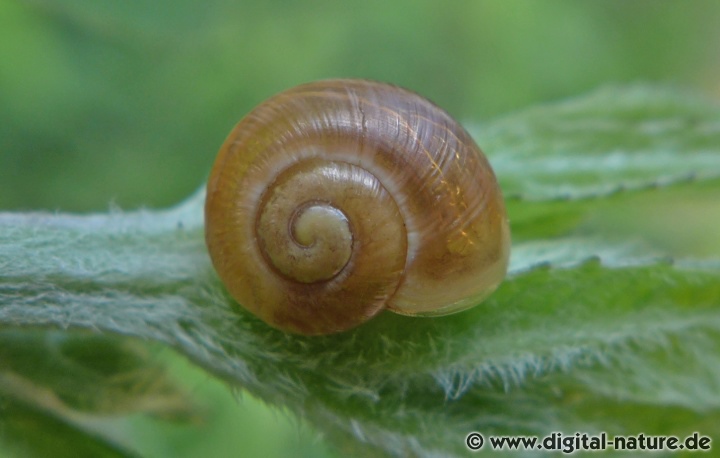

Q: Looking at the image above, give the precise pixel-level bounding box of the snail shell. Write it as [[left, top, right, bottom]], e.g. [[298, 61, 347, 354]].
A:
[[205, 79, 510, 335]]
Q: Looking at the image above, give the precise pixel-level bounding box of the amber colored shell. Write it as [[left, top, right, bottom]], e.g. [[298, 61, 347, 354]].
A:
[[205, 79, 510, 335]]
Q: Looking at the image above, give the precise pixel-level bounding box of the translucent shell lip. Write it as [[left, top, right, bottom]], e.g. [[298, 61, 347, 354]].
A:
[[204, 79, 510, 335]]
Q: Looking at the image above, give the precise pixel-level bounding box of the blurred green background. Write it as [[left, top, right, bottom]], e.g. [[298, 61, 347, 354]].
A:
[[1, 1, 719, 457], [2, 0, 719, 212]]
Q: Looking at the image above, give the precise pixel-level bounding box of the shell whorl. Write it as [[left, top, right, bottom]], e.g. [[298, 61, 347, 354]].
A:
[[205, 79, 510, 335]]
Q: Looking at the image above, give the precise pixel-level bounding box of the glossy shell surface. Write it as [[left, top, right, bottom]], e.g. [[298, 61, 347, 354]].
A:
[[205, 79, 510, 335]]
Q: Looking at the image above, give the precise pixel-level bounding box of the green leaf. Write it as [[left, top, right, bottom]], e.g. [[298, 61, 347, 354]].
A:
[[1, 86, 719, 456], [475, 85, 720, 200], [0, 396, 140, 458], [0, 331, 197, 457], [0, 330, 196, 418], [506, 177, 720, 245]]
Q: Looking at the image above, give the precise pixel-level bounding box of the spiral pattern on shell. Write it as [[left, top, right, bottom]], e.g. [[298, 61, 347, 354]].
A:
[[205, 79, 510, 335]]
